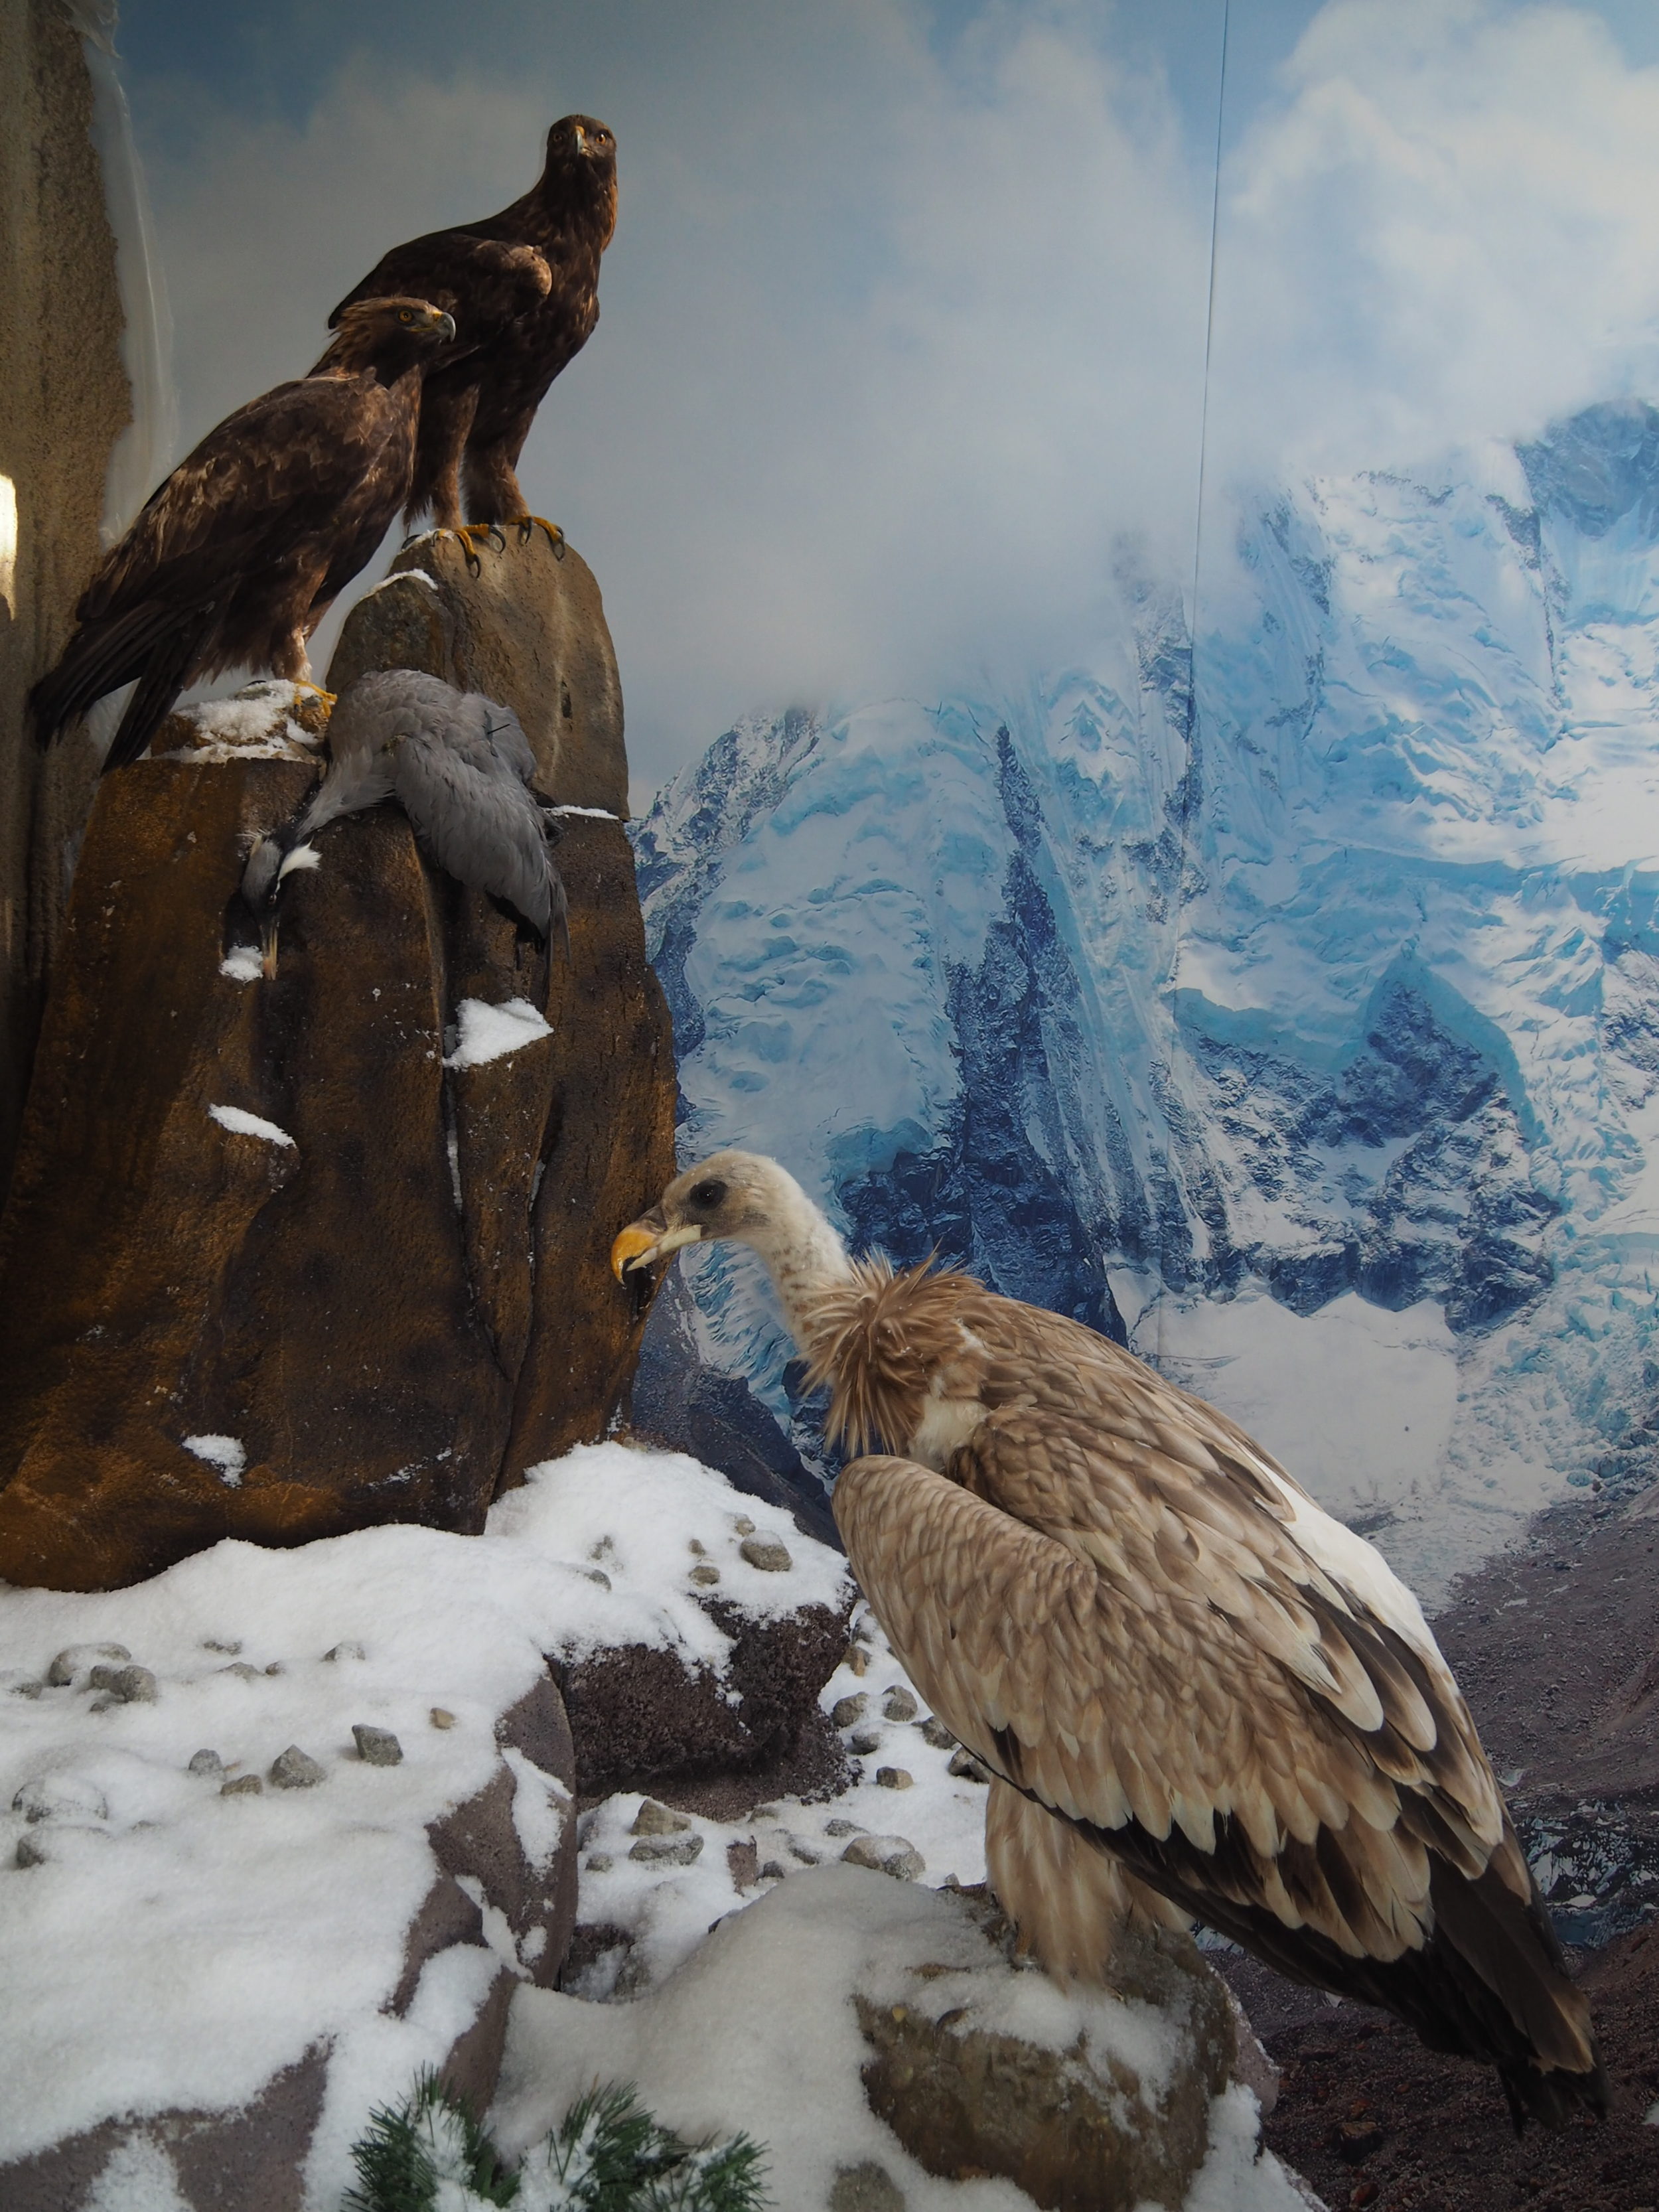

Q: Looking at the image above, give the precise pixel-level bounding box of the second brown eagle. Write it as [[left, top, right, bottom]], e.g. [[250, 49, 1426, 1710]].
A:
[[332, 113, 618, 544]]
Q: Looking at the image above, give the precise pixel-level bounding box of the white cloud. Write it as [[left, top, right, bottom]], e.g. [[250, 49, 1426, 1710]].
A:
[[129, 0, 1659, 786], [1210, 0, 1659, 483]]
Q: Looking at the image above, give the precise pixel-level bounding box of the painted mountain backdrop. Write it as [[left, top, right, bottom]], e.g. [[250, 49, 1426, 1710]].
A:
[[634, 400, 1659, 1603]]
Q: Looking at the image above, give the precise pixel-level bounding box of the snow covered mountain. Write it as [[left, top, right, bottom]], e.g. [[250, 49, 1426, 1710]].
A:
[[634, 402, 1659, 1603]]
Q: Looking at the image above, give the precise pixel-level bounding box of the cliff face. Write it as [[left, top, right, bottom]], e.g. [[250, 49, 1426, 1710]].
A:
[[0, 0, 136, 1193], [0, 532, 676, 1591]]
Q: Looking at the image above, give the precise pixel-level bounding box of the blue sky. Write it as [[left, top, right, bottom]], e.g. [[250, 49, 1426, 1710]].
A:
[[113, 1, 1659, 790]]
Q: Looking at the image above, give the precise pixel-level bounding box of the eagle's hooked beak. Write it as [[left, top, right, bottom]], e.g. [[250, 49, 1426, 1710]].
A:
[[609, 1209, 704, 1282], [572, 123, 587, 155], [432, 309, 457, 342]]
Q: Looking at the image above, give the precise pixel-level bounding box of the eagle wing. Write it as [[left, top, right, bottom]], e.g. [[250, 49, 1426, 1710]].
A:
[[831, 1291, 1603, 2116], [330, 233, 549, 348], [80, 376, 399, 625]]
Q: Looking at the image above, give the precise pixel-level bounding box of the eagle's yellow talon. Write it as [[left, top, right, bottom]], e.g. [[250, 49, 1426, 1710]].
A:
[[515, 515, 565, 557]]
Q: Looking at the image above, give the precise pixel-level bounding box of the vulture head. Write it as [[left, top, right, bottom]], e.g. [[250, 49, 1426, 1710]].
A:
[[611, 1149, 845, 1285]]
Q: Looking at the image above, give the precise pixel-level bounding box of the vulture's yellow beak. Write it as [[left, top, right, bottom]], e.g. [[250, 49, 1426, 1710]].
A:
[[609, 1211, 704, 1281]]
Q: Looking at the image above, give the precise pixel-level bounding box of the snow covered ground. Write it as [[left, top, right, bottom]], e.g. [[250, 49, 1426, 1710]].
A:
[[0, 1443, 1308, 2211]]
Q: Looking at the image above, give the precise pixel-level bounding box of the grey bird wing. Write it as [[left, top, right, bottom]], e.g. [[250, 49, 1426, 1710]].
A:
[[392, 729, 563, 938]]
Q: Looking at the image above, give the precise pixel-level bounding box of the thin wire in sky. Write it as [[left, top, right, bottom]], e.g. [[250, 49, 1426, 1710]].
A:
[[1157, 0, 1229, 1372]]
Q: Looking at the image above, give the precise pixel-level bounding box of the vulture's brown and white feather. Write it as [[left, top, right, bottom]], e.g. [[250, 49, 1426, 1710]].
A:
[[611, 1149, 1609, 2133]]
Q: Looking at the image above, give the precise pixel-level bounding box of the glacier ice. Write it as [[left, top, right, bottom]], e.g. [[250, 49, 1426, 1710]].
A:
[[634, 402, 1659, 1602]]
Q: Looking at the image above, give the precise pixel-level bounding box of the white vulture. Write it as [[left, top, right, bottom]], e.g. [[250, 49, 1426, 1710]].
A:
[[612, 1149, 1609, 2132]]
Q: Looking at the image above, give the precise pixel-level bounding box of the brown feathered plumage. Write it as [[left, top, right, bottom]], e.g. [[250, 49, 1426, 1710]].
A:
[[330, 115, 617, 534], [612, 1149, 1610, 2133], [31, 298, 457, 773]]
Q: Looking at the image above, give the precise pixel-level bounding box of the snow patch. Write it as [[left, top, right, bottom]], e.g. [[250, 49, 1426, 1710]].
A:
[[218, 946, 263, 984], [182, 1435, 246, 1489], [208, 1104, 295, 1150], [362, 568, 437, 597], [444, 997, 553, 1070]]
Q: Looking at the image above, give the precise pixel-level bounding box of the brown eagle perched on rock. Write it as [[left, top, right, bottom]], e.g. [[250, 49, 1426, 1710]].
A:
[[613, 1150, 1611, 2132], [31, 298, 457, 773], [330, 115, 617, 552]]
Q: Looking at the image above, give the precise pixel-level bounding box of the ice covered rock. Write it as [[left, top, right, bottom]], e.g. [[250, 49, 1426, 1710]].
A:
[[492, 1865, 1306, 2212], [854, 1891, 1236, 2210]]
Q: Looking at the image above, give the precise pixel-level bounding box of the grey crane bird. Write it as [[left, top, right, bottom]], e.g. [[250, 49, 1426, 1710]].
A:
[[242, 668, 568, 973]]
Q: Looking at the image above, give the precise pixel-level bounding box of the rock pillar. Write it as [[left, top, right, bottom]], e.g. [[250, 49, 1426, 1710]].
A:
[[0, 536, 676, 1589]]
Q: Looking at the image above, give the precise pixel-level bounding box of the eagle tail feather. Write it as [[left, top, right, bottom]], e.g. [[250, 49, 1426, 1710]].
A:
[[102, 615, 216, 772], [29, 599, 183, 749]]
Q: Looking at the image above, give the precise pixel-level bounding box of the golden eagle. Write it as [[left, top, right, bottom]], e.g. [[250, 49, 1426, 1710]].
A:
[[613, 1149, 1611, 2132], [330, 115, 617, 548], [31, 298, 457, 774]]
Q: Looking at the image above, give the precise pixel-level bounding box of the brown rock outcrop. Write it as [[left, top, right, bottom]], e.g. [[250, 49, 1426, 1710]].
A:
[[326, 530, 626, 813], [856, 1899, 1238, 2211], [559, 1587, 855, 1803], [0, 543, 674, 1589], [0, 0, 134, 1192]]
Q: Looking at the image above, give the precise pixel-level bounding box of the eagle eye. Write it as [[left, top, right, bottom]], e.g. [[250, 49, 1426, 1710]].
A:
[[689, 1179, 727, 1211], [397, 309, 413, 323]]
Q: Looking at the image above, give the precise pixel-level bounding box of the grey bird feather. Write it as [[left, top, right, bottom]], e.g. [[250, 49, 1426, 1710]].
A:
[[242, 668, 567, 971]]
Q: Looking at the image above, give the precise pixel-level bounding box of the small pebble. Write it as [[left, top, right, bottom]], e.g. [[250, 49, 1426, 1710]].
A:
[[632, 1798, 691, 1836], [740, 1537, 792, 1572], [830, 2162, 908, 2212], [219, 1662, 262, 1682], [849, 1730, 883, 1755], [948, 1747, 991, 1783], [918, 1716, 956, 1749], [786, 1836, 826, 1865], [876, 1767, 914, 1790], [202, 1639, 242, 1656], [841, 1833, 924, 1881], [16, 1833, 53, 1868], [10, 1681, 44, 1700], [578, 1567, 612, 1591], [585, 1852, 614, 1873], [13, 1774, 108, 1824], [688, 1538, 707, 1556], [88, 1664, 157, 1704], [760, 1859, 788, 1881], [352, 1724, 402, 1767], [881, 1687, 918, 1722], [689, 1564, 721, 1587], [220, 1774, 263, 1797], [733, 1515, 756, 1535], [824, 1817, 863, 1838], [268, 1745, 326, 1789], [429, 1708, 456, 1730], [264, 1662, 285, 1676], [323, 1641, 366, 1663], [187, 1749, 224, 1777], [831, 1693, 869, 1730], [845, 1645, 869, 1676], [629, 1832, 703, 1867], [46, 1643, 129, 1687]]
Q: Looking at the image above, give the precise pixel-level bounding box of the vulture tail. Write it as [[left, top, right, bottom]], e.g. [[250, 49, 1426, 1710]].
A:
[[1076, 1805, 1610, 2131]]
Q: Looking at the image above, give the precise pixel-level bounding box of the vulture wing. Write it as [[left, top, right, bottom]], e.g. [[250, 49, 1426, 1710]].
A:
[[827, 1278, 1606, 2128]]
